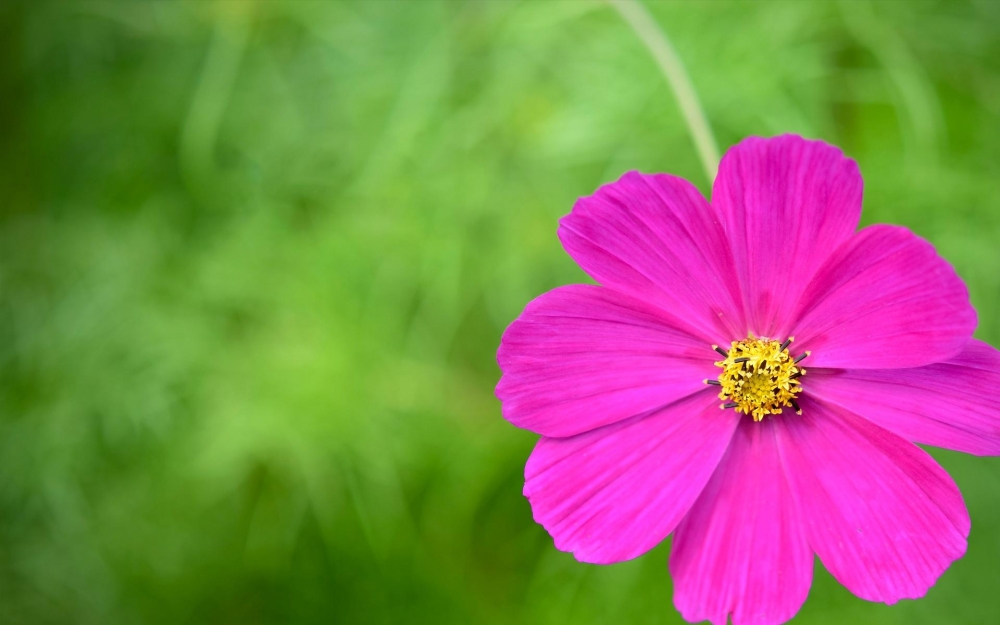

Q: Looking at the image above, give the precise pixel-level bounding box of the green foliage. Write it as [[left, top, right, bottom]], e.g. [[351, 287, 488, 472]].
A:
[[1, 0, 1000, 623]]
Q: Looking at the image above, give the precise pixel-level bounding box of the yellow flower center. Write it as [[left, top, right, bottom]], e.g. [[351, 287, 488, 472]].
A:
[[710, 337, 809, 422]]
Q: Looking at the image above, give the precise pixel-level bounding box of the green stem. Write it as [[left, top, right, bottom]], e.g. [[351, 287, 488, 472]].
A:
[[608, 0, 720, 182]]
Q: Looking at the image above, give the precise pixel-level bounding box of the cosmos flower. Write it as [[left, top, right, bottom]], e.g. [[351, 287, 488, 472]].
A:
[[495, 135, 999, 625]]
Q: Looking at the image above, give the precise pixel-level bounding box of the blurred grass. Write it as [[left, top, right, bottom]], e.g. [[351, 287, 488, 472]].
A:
[[1, 0, 1000, 623]]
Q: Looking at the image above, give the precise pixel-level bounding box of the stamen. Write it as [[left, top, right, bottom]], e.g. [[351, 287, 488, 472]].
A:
[[790, 399, 802, 415], [794, 351, 811, 364], [704, 379, 722, 386], [713, 336, 805, 422], [712, 345, 729, 357]]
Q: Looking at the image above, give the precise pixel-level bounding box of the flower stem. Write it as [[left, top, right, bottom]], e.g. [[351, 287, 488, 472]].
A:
[[608, 0, 720, 182]]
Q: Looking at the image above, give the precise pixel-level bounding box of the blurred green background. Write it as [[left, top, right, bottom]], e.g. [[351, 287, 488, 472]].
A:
[[2, 0, 1000, 623]]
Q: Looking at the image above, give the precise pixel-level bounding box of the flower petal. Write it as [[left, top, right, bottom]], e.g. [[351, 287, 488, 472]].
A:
[[497, 284, 718, 437], [714, 135, 862, 337], [807, 340, 1000, 456], [524, 391, 738, 564], [788, 225, 976, 368], [671, 418, 812, 625], [559, 171, 746, 344], [776, 398, 969, 604]]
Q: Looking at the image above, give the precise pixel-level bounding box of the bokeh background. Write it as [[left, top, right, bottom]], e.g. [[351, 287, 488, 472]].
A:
[[2, 0, 1000, 623]]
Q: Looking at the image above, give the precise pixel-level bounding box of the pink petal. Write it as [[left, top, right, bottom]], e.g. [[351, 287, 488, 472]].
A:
[[497, 284, 718, 437], [807, 340, 1000, 456], [788, 225, 976, 368], [524, 391, 738, 564], [671, 419, 812, 625], [776, 398, 970, 604], [559, 171, 746, 344], [714, 135, 862, 338]]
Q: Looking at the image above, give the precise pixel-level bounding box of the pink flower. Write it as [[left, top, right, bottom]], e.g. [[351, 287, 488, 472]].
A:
[[496, 135, 996, 625]]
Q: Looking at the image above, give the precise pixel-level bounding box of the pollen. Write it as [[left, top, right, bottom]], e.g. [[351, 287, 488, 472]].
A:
[[709, 337, 808, 422]]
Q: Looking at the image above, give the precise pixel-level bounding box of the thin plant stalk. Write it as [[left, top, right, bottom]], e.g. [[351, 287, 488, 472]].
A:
[[609, 0, 720, 182]]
